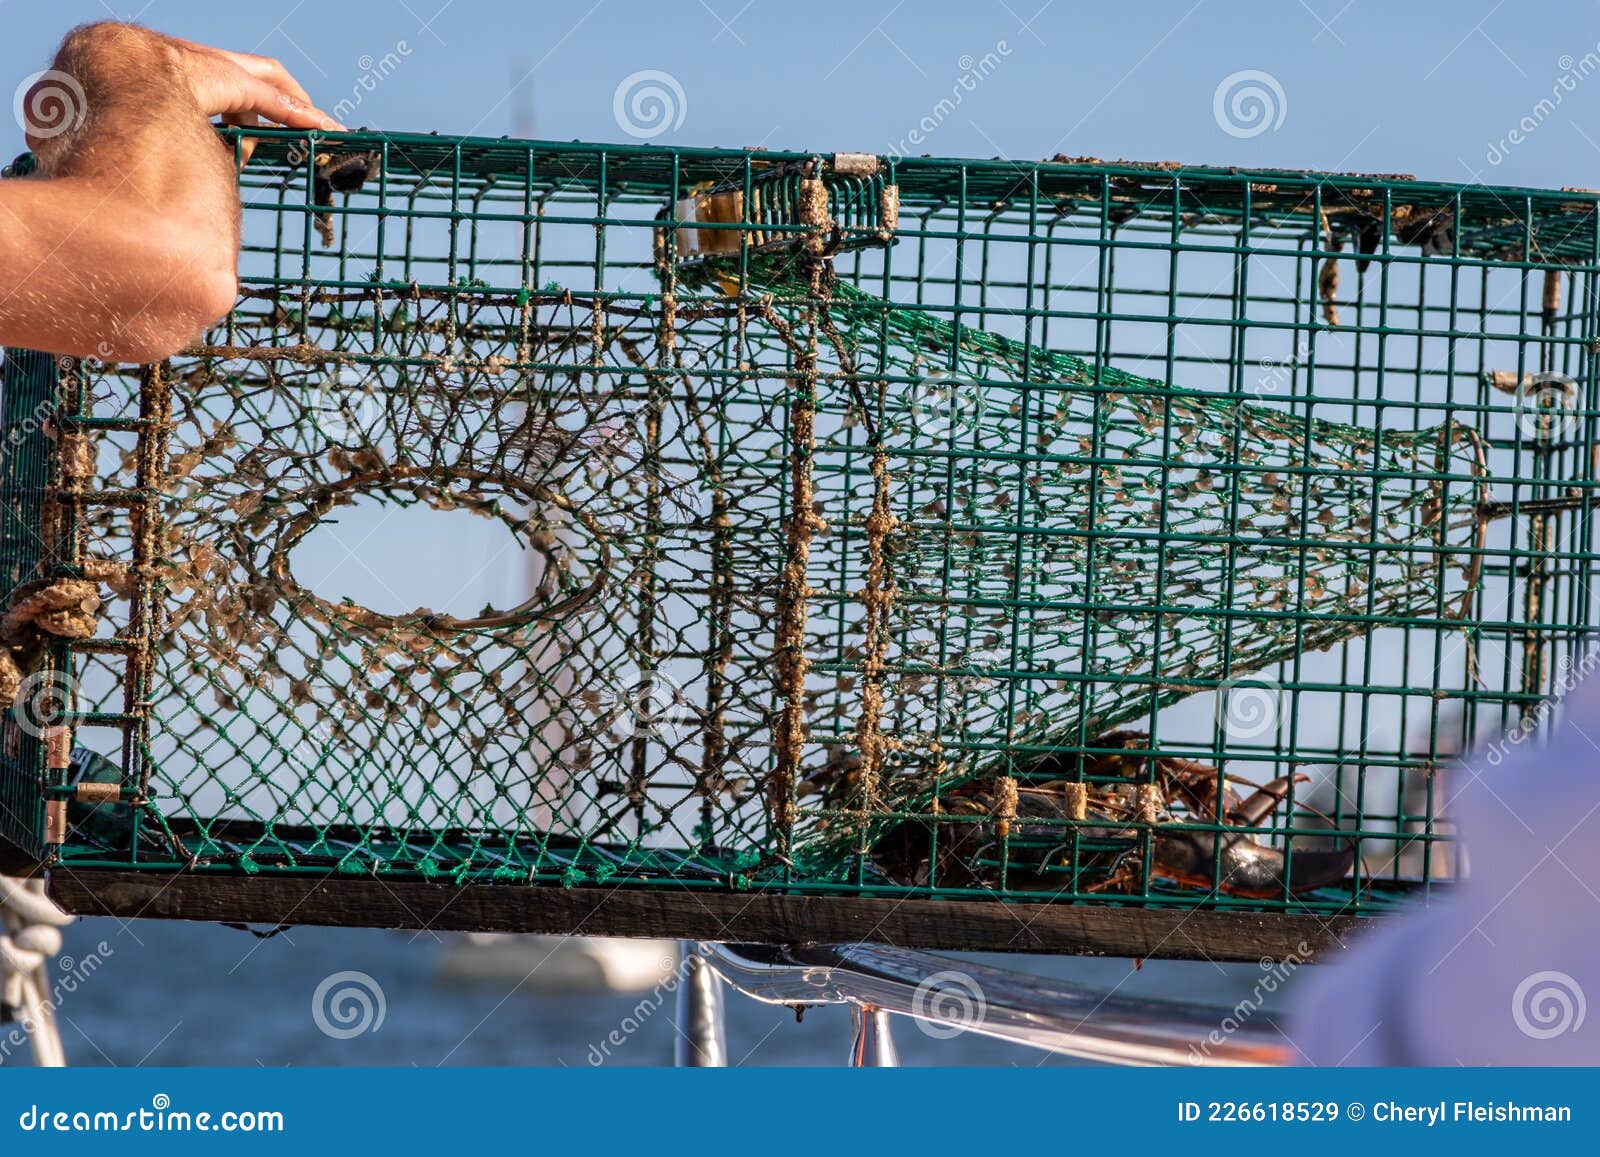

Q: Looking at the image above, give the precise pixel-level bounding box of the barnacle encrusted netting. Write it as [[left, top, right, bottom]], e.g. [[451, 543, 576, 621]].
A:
[[8, 136, 1600, 946], [48, 259, 1496, 889], [731, 273, 1493, 876]]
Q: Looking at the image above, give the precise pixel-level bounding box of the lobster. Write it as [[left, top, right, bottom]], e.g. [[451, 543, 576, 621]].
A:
[[799, 730, 1357, 899]]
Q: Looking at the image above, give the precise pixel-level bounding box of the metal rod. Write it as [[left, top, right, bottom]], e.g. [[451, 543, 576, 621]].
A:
[[674, 943, 727, 1067], [704, 942, 1287, 1066], [848, 1005, 899, 1067]]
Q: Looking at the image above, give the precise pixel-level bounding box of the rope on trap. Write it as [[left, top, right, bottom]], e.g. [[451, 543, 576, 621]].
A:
[[21, 149, 1558, 898], [0, 875, 72, 1067], [0, 578, 104, 708], [708, 264, 1505, 882]]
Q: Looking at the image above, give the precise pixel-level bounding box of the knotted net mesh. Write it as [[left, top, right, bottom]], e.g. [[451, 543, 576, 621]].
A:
[[7, 139, 1591, 920], [45, 266, 1489, 889]]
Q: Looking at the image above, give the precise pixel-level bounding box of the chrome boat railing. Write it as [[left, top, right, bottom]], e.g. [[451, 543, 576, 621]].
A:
[[684, 942, 1291, 1067]]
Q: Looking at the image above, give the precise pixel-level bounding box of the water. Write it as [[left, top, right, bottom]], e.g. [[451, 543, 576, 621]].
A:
[[4, 918, 1310, 1067]]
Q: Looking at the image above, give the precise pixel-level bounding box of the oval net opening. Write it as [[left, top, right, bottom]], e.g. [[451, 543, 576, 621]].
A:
[[290, 494, 540, 621]]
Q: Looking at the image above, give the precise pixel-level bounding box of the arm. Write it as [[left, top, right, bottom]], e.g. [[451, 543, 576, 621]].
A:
[[0, 23, 341, 363]]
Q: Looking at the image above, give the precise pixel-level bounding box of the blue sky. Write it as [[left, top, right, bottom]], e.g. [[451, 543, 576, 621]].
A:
[[5, 0, 1600, 192]]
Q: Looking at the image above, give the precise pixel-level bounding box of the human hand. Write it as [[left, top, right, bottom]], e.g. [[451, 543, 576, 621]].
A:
[[164, 37, 344, 133]]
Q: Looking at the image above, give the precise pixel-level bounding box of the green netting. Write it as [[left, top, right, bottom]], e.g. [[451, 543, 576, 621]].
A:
[[3, 132, 1598, 923], [745, 273, 1491, 880]]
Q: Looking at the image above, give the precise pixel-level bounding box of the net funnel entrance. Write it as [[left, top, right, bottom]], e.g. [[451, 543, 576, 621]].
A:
[[3, 132, 1598, 951]]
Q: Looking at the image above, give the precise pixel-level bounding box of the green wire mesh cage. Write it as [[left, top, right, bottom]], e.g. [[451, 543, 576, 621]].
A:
[[3, 130, 1598, 948]]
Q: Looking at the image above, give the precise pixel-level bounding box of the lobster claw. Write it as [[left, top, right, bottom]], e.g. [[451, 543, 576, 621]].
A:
[[1229, 773, 1309, 826], [1282, 843, 1359, 893], [1231, 774, 1358, 892], [1148, 773, 1359, 897]]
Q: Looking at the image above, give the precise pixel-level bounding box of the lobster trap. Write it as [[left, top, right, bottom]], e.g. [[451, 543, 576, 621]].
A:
[[3, 131, 1598, 958]]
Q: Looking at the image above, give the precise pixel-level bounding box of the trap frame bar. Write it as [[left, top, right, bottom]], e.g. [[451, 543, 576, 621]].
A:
[[3, 129, 1598, 955], [44, 868, 1358, 963]]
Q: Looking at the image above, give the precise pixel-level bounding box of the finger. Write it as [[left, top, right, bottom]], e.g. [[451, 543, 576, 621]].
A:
[[222, 74, 345, 132], [221, 112, 262, 170], [213, 50, 316, 111], [164, 37, 310, 106]]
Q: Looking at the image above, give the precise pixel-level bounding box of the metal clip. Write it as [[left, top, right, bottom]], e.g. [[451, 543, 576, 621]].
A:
[[75, 782, 121, 804], [44, 724, 71, 771], [45, 799, 67, 845]]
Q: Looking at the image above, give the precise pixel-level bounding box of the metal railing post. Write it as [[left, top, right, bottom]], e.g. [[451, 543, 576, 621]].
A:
[[702, 941, 1290, 1066], [674, 943, 727, 1067], [848, 1005, 899, 1067]]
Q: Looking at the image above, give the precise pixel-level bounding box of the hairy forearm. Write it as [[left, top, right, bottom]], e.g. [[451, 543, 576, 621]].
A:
[[0, 176, 236, 363], [1, 23, 241, 361]]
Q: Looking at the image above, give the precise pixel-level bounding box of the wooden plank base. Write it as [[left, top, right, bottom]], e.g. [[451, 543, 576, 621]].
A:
[[47, 870, 1374, 962]]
